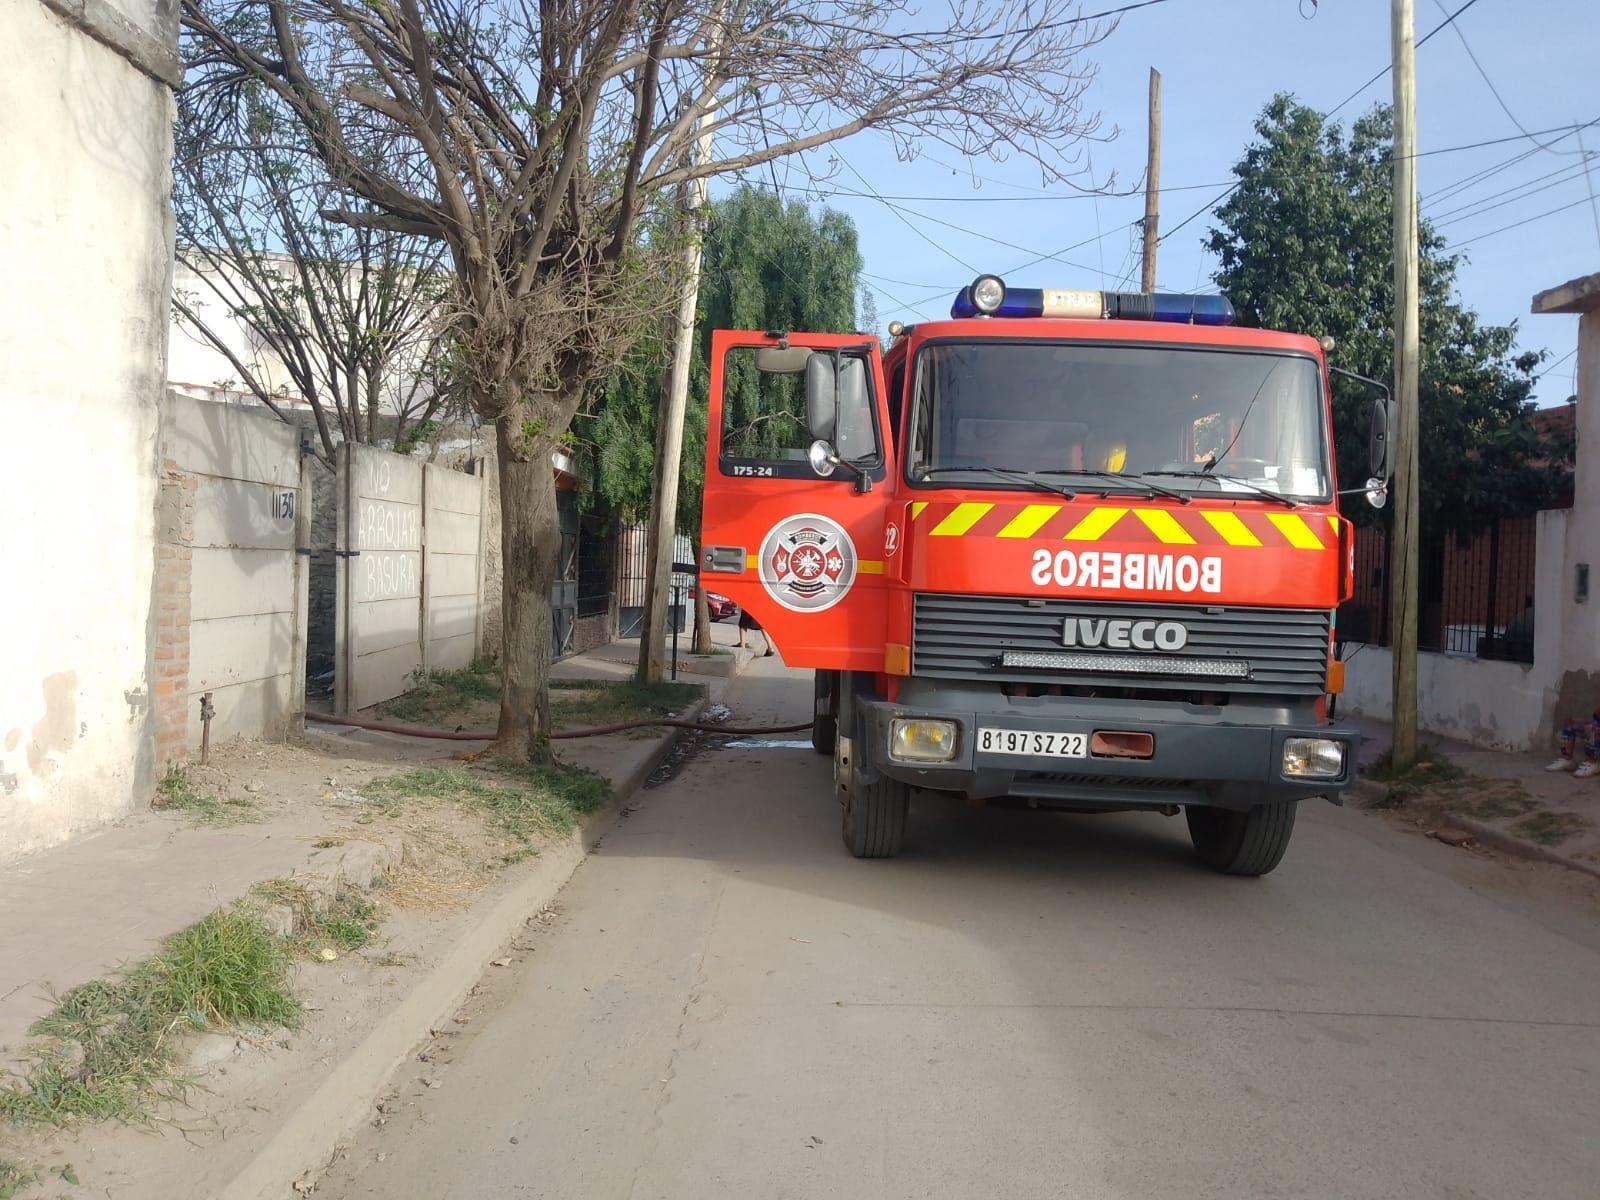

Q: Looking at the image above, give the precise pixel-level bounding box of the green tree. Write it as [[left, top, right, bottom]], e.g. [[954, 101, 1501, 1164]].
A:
[[577, 186, 862, 651], [1205, 95, 1567, 534], [579, 186, 863, 528]]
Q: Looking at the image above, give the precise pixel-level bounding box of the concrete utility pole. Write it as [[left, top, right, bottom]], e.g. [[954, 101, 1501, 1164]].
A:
[[1388, 0, 1422, 770], [637, 92, 719, 684], [1140, 67, 1162, 293]]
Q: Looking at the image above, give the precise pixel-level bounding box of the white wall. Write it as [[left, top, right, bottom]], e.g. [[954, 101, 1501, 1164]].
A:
[[0, 0, 175, 858], [1339, 508, 1566, 752], [1341, 646, 1556, 752], [165, 394, 309, 746]]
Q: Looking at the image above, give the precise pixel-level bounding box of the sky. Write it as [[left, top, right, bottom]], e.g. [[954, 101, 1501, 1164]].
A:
[[718, 0, 1599, 409]]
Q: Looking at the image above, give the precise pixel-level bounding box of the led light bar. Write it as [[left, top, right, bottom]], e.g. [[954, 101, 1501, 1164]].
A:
[[950, 277, 1236, 326], [1000, 651, 1251, 679]]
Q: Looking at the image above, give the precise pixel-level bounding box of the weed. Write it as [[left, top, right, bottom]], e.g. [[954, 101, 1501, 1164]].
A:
[[1363, 746, 1465, 786], [0, 910, 297, 1126], [152, 767, 259, 826], [0, 1162, 36, 1199], [363, 760, 610, 842], [1455, 783, 1538, 821], [1509, 810, 1590, 847], [252, 880, 381, 956], [378, 662, 499, 724], [550, 680, 701, 728]]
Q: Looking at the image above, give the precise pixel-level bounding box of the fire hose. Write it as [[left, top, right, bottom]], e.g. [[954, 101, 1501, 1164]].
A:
[[304, 711, 813, 741]]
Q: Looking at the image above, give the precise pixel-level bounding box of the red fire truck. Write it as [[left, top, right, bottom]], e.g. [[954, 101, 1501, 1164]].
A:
[[699, 276, 1391, 876]]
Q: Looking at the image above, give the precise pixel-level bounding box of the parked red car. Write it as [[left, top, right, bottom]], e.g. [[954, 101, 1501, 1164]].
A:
[[689, 587, 737, 620]]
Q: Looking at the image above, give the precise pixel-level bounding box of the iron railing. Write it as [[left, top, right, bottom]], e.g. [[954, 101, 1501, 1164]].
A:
[[1339, 517, 1538, 664]]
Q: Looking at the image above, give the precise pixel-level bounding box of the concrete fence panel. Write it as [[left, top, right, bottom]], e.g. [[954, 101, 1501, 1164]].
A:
[[424, 464, 487, 673], [154, 393, 310, 764], [335, 447, 487, 712]]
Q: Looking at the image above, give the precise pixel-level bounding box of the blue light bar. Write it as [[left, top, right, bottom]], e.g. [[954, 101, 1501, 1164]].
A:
[[950, 283, 1235, 326]]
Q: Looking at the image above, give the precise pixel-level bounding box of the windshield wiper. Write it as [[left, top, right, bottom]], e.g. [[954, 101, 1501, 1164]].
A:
[[916, 466, 1078, 499], [1030, 468, 1192, 504], [1141, 469, 1301, 508]]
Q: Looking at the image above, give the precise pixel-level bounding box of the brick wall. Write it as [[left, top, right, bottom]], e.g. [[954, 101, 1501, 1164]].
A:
[[152, 459, 196, 769], [571, 611, 614, 656]]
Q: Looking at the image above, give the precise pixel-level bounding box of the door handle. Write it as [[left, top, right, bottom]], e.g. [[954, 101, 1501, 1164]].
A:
[[703, 545, 745, 574]]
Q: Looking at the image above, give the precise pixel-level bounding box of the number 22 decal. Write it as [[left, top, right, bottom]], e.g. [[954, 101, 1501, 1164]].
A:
[[884, 523, 900, 556]]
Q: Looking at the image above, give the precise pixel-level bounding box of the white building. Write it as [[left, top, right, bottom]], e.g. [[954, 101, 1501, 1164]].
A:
[[1, 0, 179, 858]]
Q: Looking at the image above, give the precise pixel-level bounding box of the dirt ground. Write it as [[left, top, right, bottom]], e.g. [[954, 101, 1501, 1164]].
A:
[[0, 712, 660, 1198]]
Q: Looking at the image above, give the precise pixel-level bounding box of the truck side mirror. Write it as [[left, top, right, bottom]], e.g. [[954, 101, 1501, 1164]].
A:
[[806, 352, 875, 463], [1368, 397, 1392, 480], [834, 357, 873, 462], [805, 353, 837, 443]]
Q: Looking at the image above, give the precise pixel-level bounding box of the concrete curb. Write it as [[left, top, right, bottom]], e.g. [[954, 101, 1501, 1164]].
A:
[[219, 698, 707, 1200], [1438, 813, 1600, 881]]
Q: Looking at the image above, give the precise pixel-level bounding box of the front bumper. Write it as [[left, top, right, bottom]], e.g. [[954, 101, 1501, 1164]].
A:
[[859, 685, 1357, 811]]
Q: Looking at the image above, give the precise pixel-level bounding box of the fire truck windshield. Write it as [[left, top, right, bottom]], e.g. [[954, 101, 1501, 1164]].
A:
[[907, 341, 1330, 501]]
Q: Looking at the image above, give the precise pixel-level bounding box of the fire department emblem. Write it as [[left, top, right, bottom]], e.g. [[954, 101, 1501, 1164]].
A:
[[758, 513, 857, 613]]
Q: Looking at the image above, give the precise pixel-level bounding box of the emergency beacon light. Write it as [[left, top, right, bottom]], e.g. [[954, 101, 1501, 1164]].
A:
[[951, 274, 1236, 326]]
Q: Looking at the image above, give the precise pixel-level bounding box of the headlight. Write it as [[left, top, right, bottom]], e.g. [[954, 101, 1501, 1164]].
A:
[[969, 274, 1006, 315], [890, 718, 959, 762], [1282, 737, 1345, 779]]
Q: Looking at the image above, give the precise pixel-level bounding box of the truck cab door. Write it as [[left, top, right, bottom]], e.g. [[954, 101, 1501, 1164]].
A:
[[700, 330, 895, 672]]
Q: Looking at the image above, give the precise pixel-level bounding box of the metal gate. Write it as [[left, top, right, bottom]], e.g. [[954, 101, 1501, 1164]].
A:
[[552, 489, 579, 657]]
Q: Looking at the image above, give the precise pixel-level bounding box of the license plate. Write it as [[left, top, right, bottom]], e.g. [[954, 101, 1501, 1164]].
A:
[[976, 728, 1087, 758]]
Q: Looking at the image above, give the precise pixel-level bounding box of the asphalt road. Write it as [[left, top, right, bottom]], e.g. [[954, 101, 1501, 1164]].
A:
[[321, 659, 1600, 1199]]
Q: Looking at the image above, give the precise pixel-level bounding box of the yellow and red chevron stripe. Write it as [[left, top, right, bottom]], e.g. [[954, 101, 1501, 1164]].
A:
[[912, 500, 1339, 550]]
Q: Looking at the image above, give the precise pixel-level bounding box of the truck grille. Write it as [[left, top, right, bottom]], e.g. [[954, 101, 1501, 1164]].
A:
[[911, 594, 1330, 697]]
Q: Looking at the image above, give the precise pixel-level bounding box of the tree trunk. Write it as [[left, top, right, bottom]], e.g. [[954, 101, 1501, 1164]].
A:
[[493, 415, 558, 762], [691, 538, 712, 655]]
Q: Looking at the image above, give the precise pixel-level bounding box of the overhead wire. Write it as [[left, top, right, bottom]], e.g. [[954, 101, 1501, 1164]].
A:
[[1428, 0, 1600, 248], [1449, 194, 1597, 249]]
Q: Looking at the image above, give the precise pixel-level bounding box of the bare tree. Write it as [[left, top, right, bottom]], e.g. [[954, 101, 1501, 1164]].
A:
[[180, 0, 1114, 758], [173, 92, 459, 460]]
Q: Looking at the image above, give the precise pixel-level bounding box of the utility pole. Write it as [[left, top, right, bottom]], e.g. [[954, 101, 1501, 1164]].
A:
[[1388, 0, 1421, 770], [1140, 67, 1162, 293], [638, 77, 719, 684]]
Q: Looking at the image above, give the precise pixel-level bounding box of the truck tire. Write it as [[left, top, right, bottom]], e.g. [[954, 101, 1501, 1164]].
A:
[[812, 670, 837, 757], [842, 771, 910, 859], [1185, 800, 1297, 876]]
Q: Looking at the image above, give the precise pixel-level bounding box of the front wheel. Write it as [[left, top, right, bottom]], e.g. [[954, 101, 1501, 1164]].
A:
[[842, 772, 909, 859], [1186, 800, 1297, 876]]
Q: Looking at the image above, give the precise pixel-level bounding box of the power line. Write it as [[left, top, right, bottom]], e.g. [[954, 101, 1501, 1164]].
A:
[[835, 157, 982, 276], [1426, 157, 1594, 222], [1156, 120, 1600, 250], [1429, 0, 1582, 157], [1533, 346, 1576, 382], [1428, 0, 1600, 249], [1325, 0, 1484, 117], [795, 179, 1235, 204], [1450, 194, 1596, 249], [1431, 158, 1600, 228]]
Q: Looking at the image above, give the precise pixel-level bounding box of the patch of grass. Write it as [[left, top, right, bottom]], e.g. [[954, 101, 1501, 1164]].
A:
[[0, 1162, 37, 1199], [1509, 810, 1590, 847], [1455, 782, 1539, 822], [0, 910, 297, 1126], [364, 759, 611, 842], [550, 680, 701, 728], [378, 662, 499, 724], [253, 881, 381, 956], [1364, 746, 1465, 785], [152, 767, 259, 826]]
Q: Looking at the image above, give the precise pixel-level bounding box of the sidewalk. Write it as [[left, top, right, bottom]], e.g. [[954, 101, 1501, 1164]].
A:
[[0, 631, 746, 1060], [1338, 713, 1600, 877]]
